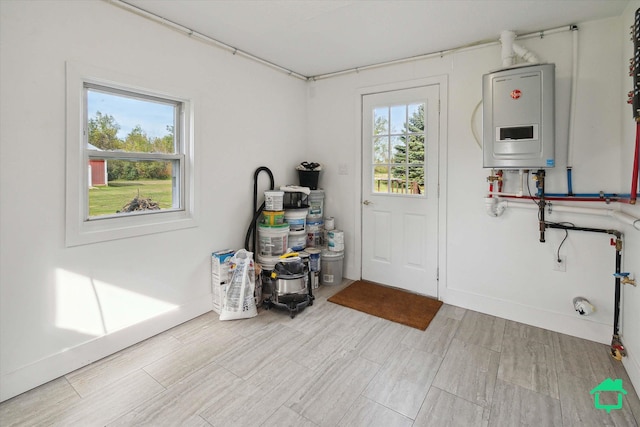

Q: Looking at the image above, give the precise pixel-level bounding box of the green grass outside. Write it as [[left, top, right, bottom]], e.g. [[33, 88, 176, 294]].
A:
[[89, 179, 173, 217]]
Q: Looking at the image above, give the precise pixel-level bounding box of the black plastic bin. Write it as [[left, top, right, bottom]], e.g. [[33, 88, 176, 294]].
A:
[[298, 170, 320, 189]]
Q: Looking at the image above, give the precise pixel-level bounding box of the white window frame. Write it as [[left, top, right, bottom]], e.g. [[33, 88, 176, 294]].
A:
[[66, 61, 197, 246]]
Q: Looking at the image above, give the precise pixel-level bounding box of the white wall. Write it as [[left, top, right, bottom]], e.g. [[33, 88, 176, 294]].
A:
[[620, 0, 640, 393], [0, 1, 307, 401], [307, 12, 640, 388], [2, 0, 639, 402]]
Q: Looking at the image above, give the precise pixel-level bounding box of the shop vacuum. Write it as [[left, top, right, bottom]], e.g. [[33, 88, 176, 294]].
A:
[[263, 252, 313, 318], [245, 166, 314, 318]]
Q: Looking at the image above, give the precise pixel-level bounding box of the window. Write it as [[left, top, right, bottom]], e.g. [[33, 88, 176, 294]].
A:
[[66, 62, 196, 246], [85, 85, 182, 218], [371, 102, 426, 195]]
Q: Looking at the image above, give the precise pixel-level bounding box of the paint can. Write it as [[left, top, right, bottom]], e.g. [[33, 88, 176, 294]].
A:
[[327, 229, 345, 252], [288, 230, 307, 251], [308, 189, 325, 218], [264, 191, 284, 211], [306, 247, 321, 272], [285, 208, 307, 232], [306, 219, 324, 247], [258, 223, 289, 256], [260, 210, 285, 226], [321, 250, 344, 285]]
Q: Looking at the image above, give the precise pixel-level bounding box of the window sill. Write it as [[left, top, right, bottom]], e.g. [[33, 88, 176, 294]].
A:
[[66, 209, 198, 247]]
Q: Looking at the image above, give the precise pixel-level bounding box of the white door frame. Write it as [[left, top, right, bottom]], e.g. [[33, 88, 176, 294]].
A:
[[353, 75, 448, 299]]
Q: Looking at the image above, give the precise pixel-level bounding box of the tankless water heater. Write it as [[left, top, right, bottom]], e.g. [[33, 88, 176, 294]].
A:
[[483, 63, 555, 169]]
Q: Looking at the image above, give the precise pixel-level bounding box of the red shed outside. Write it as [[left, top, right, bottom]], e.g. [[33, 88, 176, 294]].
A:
[[89, 159, 107, 186], [87, 143, 107, 187]]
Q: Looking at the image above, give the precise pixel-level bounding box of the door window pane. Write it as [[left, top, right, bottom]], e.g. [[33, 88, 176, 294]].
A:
[[373, 107, 388, 135], [407, 103, 424, 132], [391, 165, 406, 193], [390, 105, 406, 134], [373, 136, 389, 163], [391, 136, 406, 164], [408, 166, 425, 194], [373, 165, 389, 193], [408, 134, 425, 163]]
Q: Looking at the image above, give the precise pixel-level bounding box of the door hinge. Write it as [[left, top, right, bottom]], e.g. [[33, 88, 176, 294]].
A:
[[437, 267, 439, 282], [438, 100, 441, 113]]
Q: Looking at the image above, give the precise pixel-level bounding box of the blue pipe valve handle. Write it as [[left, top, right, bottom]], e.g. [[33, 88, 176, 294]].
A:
[[613, 272, 630, 278]]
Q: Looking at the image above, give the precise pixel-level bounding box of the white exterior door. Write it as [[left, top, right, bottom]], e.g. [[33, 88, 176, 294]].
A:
[[361, 85, 439, 297]]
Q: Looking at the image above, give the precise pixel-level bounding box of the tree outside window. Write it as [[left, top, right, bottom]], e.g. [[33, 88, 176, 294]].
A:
[[372, 103, 425, 194]]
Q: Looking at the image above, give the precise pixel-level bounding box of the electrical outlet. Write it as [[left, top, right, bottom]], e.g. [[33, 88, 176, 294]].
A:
[[553, 255, 566, 272]]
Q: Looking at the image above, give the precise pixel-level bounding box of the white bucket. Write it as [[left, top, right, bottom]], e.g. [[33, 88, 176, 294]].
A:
[[321, 250, 344, 285], [306, 219, 324, 248], [257, 253, 279, 271], [264, 191, 284, 211], [288, 230, 307, 251], [285, 208, 307, 232], [258, 224, 289, 256], [324, 216, 335, 230], [327, 229, 344, 242], [328, 242, 345, 252], [308, 189, 325, 217], [327, 229, 344, 251]]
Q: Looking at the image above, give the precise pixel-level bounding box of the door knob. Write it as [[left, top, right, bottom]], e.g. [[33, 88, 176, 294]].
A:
[[363, 200, 373, 205]]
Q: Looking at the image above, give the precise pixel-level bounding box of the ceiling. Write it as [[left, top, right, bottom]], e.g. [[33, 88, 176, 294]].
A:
[[122, 0, 629, 78]]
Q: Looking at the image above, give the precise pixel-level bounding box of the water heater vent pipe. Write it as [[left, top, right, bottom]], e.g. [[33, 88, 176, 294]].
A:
[[500, 30, 539, 67]]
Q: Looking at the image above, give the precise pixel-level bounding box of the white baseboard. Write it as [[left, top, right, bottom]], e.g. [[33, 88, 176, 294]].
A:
[[442, 288, 612, 344], [0, 295, 212, 402]]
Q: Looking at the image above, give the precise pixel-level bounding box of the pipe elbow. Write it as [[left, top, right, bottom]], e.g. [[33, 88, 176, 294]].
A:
[[499, 30, 540, 66], [512, 43, 539, 64], [485, 197, 506, 217]]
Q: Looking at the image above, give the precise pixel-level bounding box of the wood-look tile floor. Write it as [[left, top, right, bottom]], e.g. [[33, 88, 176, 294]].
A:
[[2, 279, 640, 426]]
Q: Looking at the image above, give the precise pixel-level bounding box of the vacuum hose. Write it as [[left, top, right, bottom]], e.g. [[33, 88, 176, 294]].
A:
[[245, 167, 275, 252]]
